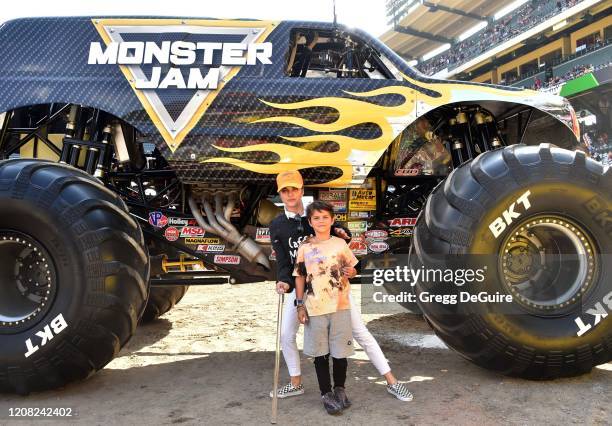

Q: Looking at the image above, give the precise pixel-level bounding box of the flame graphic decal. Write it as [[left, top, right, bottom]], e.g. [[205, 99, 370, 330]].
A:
[[202, 72, 535, 186], [202, 85, 420, 186]]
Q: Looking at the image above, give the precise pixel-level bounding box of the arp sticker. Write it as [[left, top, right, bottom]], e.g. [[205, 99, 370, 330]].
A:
[[148, 211, 168, 228], [388, 217, 417, 227], [214, 254, 241, 265], [24, 314, 68, 358]]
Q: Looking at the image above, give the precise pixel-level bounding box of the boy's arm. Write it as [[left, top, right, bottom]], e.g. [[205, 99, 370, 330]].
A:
[[295, 275, 305, 300]]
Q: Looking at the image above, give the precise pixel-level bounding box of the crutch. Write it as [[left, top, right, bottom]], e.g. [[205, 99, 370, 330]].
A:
[[271, 292, 284, 424]]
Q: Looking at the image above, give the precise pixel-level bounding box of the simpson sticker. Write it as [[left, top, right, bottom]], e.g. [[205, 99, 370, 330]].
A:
[[368, 241, 389, 253], [164, 227, 180, 241], [180, 226, 205, 237], [489, 190, 532, 238], [388, 217, 417, 227], [24, 314, 68, 358], [90, 19, 276, 151], [148, 211, 168, 228], [214, 254, 241, 265], [349, 189, 376, 211], [197, 244, 225, 253], [256, 228, 271, 243]]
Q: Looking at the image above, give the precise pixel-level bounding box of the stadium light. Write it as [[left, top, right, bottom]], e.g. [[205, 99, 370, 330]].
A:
[[407, 59, 418, 66], [458, 21, 488, 42], [422, 43, 451, 61], [493, 0, 529, 21]]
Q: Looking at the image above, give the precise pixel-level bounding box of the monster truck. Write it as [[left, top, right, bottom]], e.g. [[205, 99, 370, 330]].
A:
[[0, 17, 609, 394]]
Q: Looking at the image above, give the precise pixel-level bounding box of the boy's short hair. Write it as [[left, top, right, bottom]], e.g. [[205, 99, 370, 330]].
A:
[[306, 200, 334, 219]]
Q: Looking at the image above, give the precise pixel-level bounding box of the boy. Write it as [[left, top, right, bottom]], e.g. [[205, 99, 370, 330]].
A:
[[294, 200, 359, 415]]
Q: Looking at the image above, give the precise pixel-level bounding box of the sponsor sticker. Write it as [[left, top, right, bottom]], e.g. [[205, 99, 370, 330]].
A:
[[256, 227, 271, 243], [180, 226, 205, 237], [394, 168, 420, 177], [196, 244, 225, 253], [347, 221, 367, 234], [319, 189, 347, 201], [349, 211, 370, 219], [334, 213, 348, 222], [164, 227, 180, 242], [214, 254, 241, 265], [364, 229, 388, 240], [368, 241, 389, 253], [388, 217, 417, 227], [348, 239, 368, 256], [168, 217, 197, 226], [349, 188, 376, 211], [185, 237, 221, 245], [389, 227, 413, 237], [149, 211, 168, 228], [320, 190, 348, 213]]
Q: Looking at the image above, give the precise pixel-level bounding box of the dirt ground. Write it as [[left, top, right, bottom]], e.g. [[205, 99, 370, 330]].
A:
[[0, 282, 610, 425]]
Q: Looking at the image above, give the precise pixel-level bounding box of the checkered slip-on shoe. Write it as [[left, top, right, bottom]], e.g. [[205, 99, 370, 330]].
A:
[[387, 382, 413, 402], [269, 382, 305, 399]]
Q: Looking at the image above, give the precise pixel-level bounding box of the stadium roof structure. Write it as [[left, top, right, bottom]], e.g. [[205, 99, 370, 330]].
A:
[[381, 0, 507, 60]]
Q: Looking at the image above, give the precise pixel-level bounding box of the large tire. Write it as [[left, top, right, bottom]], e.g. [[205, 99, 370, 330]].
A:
[[0, 160, 149, 394], [141, 286, 189, 322], [413, 144, 612, 379]]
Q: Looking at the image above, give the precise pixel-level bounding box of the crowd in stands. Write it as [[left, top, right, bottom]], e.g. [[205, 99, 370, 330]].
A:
[[415, 0, 582, 76]]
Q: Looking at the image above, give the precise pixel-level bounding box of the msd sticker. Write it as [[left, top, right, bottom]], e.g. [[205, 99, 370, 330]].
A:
[[149, 211, 168, 228], [214, 254, 241, 265], [180, 226, 205, 237]]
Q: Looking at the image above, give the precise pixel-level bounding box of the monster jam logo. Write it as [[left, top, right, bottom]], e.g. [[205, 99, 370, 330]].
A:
[[90, 19, 276, 151]]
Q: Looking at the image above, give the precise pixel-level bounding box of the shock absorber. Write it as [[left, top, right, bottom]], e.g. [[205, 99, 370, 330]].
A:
[[93, 124, 113, 178], [474, 110, 492, 152], [59, 105, 79, 164]]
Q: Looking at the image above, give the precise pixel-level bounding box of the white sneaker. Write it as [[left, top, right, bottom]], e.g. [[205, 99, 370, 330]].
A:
[[387, 382, 413, 402], [269, 382, 305, 399]]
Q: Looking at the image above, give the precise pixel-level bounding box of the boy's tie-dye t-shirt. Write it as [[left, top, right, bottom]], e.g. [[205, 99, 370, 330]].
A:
[[293, 236, 359, 316]]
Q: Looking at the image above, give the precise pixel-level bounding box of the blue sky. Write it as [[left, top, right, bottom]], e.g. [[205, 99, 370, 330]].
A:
[[1, 0, 390, 36]]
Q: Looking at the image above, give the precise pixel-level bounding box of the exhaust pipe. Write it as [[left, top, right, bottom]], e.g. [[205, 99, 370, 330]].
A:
[[188, 193, 270, 271]]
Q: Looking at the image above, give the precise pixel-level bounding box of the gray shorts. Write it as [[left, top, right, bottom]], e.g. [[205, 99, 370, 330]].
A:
[[303, 309, 354, 358]]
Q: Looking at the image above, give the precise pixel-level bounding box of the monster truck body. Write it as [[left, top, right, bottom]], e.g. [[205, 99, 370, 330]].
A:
[[0, 17, 609, 393]]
